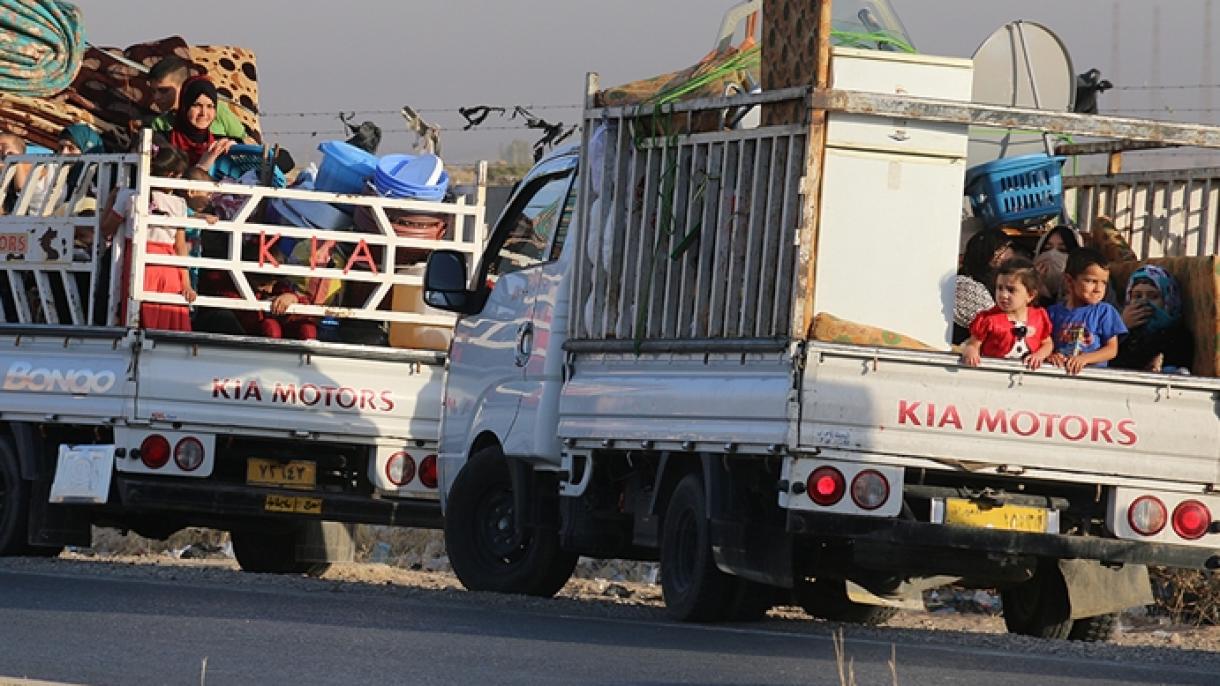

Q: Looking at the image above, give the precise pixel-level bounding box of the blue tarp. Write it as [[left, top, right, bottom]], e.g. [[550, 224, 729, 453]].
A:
[[0, 0, 84, 97]]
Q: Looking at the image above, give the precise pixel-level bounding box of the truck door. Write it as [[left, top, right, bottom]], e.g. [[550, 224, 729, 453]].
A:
[[441, 156, 577, 472], [503, 169, 578, 460]]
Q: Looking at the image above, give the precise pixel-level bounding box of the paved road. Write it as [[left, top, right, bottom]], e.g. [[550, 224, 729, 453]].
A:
[[0, 564, 1216, 686]]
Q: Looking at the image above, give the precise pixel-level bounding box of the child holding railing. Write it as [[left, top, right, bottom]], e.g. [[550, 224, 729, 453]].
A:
[[99, 147, 197, 331]]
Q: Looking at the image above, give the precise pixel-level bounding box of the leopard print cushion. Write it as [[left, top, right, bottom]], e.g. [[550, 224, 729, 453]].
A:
[[1109, 256, 1219, 377], [811, 312, 937, 352], [1, 37, 261, 150]]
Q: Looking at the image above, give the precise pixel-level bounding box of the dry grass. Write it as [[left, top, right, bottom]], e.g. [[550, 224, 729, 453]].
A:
[[1150, 568, 1220, 626]]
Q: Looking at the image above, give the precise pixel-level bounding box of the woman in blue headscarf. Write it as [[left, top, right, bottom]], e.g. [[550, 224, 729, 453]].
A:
[[56, 123, 104, 156], [56, 123, 105, 202], [1113, 265, 1193, 373]]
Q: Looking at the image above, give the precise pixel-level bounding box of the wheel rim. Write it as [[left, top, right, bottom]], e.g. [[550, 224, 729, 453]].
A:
[[473, 486, 527, 566], [667, 506, 699, 595]]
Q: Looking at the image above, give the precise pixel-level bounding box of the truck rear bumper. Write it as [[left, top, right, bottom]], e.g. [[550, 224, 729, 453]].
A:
[[788, 511, 1220, 571], [115, 477, 443, 529]]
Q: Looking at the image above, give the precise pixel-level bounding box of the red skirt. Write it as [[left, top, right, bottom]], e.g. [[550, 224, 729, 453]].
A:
[[140, 241, 191, 332]]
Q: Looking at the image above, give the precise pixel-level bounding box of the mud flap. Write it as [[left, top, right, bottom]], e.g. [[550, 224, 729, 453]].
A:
[[295, 521, 356, 564], [1059, 559, 1152, 619]]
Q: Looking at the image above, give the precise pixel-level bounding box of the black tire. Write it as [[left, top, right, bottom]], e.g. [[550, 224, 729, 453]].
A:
[[796, 578, 899, 625], [660, 474, 733, 622], [231, 529, 330, 576], [444, 447, 577, 597], [0, 437, 32, 556], [1001, 565, 1073, 639], [1069, 613, 1119, 642], [720, 577, 779, 622]]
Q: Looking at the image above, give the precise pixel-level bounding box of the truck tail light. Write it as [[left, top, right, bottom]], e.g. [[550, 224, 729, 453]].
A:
[[419, 454, 438, 489], [806, 467, 845, 506], [850, 470, 889, 510], [173, 437, 205, 471], [1127, 496, 1167, 536], [140, 435, 171, 469], [1172, 500, 1212, 540], [386, 451, 416, 486]]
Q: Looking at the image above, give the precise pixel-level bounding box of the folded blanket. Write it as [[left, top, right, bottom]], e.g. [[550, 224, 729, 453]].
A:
[[0, 0, 85, 97]]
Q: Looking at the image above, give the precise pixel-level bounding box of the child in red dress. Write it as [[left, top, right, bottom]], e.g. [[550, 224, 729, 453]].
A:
[[960, 258, 1053, 370]]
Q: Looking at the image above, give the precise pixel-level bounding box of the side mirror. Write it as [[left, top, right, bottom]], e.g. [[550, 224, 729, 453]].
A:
[[424, 250, 475, 313]]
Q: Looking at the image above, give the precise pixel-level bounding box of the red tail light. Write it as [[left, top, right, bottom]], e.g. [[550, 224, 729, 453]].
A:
[[174, 437, 204, 471], [386, 451, 416, 486], [418, 454, 438, 489], [140, 435, 171, 469], [850, 470, 889, 510], [806, 467, 845, 506], [1172, 500, 1212, 540]]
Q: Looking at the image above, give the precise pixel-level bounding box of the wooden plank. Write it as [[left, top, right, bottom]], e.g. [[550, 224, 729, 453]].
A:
[[761, 0, 826, 125], [813, 90, 1220, 149], [1203, 178, 1218, 255]]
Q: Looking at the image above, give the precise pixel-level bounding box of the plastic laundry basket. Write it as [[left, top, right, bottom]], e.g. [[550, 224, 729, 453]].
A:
[[965, 154, 1066, 229]]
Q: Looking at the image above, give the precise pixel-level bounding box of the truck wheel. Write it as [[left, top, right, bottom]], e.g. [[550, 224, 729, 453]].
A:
[[1068, 613, 1119, 642], [0, 437, 32, 556], [444, 447, 577, 597], [231, 529, 330, 576], [1000, 565, 1073, 639], [720, 578, 779, 622], [796, 578, 899, 625], [660, 474, 733, 622]]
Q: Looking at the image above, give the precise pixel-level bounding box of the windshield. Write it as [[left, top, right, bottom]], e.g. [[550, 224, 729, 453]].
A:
[[831, 0, 916, 53]]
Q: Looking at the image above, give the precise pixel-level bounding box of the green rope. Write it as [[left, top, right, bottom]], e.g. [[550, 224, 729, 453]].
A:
[[830, 29, 916, 54]]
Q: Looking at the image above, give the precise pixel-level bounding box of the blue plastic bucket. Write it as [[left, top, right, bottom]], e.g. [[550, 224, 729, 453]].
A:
[[315, 140, 377, 195], [372, 154, 449, 200], [965, 154, 1066, 229]]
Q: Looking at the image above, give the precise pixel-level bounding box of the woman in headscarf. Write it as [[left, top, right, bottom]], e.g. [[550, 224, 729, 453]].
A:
[[1112, 265, 1193, 373], [56, 123, 105, 205], [1032, 225, 1083, 306], [167, 76, 232, 169], [56, 123, 104, 156]]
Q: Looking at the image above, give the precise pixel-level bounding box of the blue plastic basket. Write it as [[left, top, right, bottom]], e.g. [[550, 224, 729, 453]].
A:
[[965, 154, 1066, 229]]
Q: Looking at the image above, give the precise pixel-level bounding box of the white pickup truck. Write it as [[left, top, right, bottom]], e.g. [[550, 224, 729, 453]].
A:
[[0, 140, 485, 573], [422, 47, 1220, 640]]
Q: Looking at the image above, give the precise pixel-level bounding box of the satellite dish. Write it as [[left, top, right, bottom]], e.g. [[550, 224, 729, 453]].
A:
[[968, 21, 1075, 166]]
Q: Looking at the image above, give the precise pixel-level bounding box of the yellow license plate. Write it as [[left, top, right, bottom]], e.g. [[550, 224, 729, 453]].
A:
[[264, 495, 322, 515], [944, 498, 1048, 533], [246, 459, 316, 490]]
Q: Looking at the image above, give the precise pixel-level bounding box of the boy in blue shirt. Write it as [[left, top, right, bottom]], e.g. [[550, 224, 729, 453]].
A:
[[1047, 247, 1127, 375]]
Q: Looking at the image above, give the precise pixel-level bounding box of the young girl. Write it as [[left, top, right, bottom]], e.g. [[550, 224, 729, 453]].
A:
[[100, 146, 196, 331], [961, 257, 1054, 370]]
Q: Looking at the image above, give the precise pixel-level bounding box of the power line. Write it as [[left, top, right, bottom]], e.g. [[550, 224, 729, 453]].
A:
[[263, 125, 578, 137], [259, 103, 581, 118], [1114, 84, 1220, 91]]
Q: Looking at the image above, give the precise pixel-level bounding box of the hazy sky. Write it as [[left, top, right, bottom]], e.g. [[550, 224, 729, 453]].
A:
[[70, 1, 1220, 166]]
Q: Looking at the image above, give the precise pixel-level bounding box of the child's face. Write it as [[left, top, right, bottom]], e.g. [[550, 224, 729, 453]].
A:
[[1128, 282, 1164, 310], [1066, 264, 1109, 306], [994, 273, 1034, 313]]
